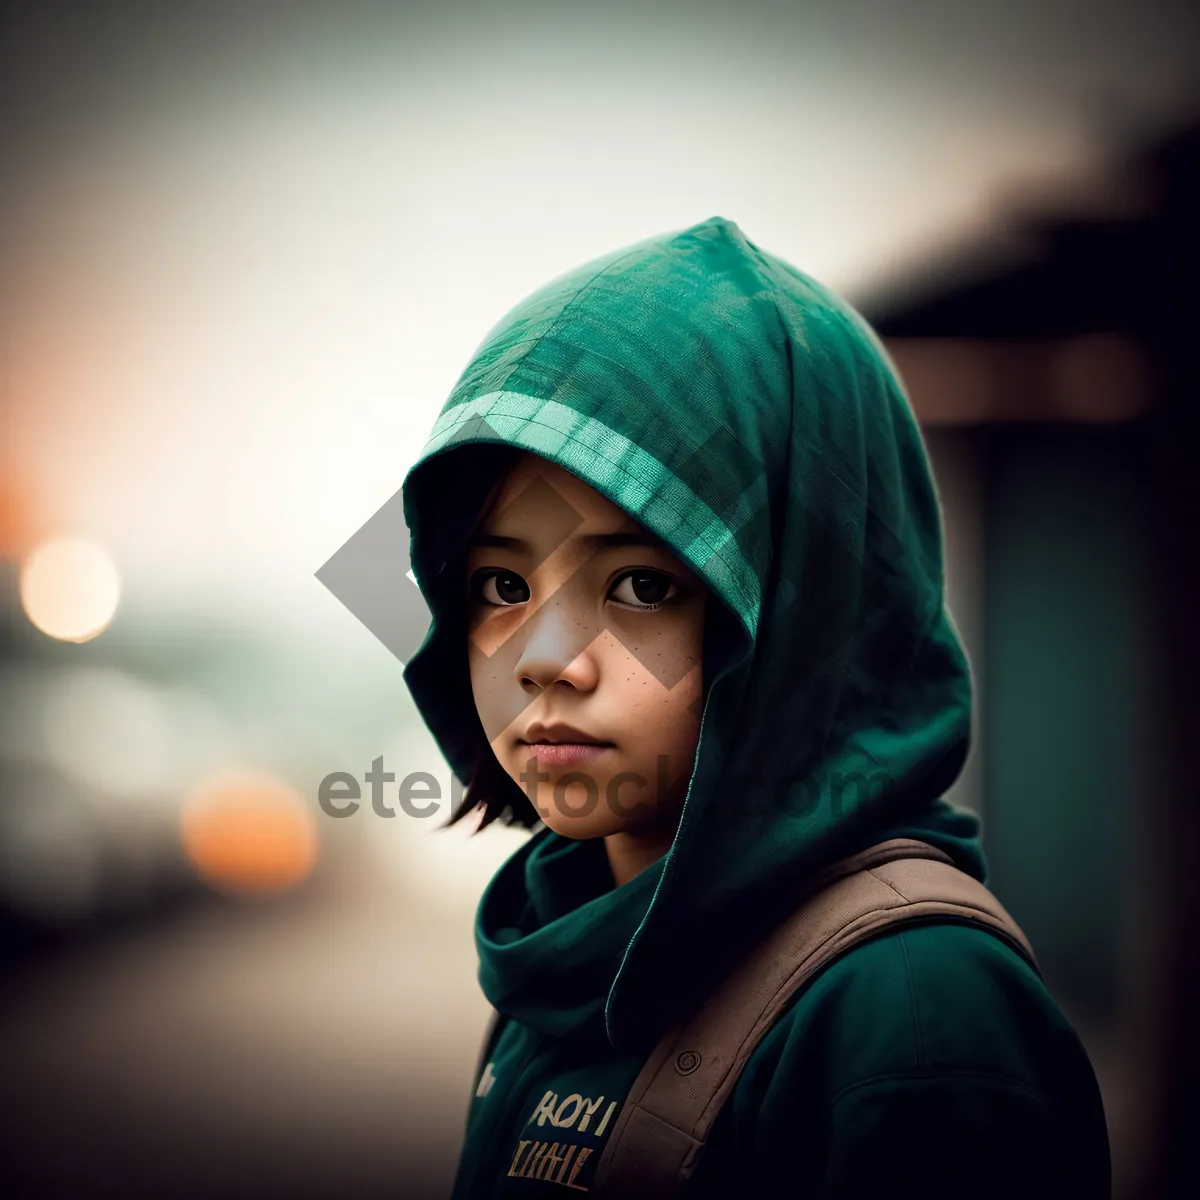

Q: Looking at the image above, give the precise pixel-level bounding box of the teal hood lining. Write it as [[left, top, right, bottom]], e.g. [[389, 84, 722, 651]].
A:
[[419, 391, 763, 635]]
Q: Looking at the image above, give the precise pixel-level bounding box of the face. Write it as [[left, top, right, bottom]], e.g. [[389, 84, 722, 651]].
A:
[[465, 452, 707, 841]]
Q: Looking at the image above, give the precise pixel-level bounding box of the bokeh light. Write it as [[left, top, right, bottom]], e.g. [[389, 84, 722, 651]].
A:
[[179, 769, 318, 896], [0, 469, 44, 560], [19, 536, 121, 642], [39, 667, 177, 800]]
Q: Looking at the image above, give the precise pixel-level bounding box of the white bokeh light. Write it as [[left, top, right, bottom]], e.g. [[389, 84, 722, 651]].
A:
[[19, 536, 121, 642]]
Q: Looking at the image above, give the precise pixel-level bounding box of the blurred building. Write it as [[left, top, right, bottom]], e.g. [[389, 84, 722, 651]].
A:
[[862, 117, 1200, 1200]]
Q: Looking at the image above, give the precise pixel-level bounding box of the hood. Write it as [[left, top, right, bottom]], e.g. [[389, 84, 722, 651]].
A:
[[400, 216, 986, 1055]]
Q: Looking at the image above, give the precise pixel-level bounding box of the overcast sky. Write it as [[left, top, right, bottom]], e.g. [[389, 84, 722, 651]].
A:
[[1, 0, 1196, 628]]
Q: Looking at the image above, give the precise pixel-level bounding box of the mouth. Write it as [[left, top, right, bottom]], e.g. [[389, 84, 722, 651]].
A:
[[519, 722, 615, 767], [518, 742, 614, 766]]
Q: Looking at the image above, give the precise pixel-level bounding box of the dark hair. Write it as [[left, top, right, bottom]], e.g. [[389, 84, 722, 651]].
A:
[[433, 444, 542, 833], [444, 741, 541, 832]]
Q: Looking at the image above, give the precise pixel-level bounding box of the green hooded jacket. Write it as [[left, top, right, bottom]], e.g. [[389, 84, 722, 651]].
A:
[[400, 217, 1111, 1197]]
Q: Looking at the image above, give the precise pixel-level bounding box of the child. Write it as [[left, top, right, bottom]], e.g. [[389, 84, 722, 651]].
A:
[[400, 217, 1111, 1197]]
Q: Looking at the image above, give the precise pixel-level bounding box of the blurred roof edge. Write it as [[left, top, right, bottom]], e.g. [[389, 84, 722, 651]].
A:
[[859, 108, 1200, 341]]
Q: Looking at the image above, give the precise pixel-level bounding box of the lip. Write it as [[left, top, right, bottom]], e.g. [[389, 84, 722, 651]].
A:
[[520, 742, 614, 766], [519, 721, 614, 768], [522, 721, 612, 746]]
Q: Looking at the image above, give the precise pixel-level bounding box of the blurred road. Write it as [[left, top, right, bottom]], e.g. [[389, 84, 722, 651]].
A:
[[0, 849, 492, 1200]]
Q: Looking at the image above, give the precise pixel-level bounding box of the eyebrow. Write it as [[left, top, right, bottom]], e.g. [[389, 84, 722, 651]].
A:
[[469, 530, 669, 552]]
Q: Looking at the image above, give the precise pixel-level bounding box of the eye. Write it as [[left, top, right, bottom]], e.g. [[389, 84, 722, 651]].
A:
[[609, 569, 679, 610], [473, 569, 531, 607]]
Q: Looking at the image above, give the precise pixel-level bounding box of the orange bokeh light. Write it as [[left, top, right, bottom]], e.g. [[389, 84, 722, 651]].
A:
[[179, 771, 318, 896], [0, 468, 48, 561]]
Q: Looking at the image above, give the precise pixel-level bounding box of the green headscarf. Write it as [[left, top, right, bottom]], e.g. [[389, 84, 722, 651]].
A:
[[401, 216, 984, 1052]]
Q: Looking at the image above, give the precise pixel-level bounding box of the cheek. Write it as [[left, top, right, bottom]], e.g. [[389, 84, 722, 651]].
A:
[[470, 649, 517, 747], [619, 662, 704, 755], [468, 625, 534, 746], [603, 618, 705, 756], [467, 604, 529, 659], [607, 607, 703, 694]]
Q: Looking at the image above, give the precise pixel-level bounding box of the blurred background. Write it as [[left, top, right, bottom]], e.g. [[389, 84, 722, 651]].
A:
[[1, 1, 1197, 1197]]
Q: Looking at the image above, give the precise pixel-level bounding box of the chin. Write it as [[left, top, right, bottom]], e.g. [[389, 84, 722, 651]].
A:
[[538, 810, 622, 841]]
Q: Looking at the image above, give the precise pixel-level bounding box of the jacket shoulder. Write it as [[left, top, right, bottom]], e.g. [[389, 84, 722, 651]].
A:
[[684, 921, 1110, 1198], [750, 919, 1082, 1092]]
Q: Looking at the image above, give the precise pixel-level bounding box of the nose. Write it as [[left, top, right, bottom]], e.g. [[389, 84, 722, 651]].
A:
[[514, 596, 599, 694]]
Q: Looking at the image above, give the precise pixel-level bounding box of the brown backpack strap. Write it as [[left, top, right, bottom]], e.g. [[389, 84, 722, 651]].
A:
[[591, 837, 1038, 1198]]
